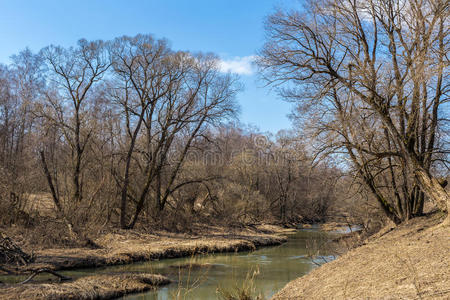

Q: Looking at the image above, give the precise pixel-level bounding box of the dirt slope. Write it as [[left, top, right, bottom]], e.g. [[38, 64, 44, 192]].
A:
[[272, 213, 449, 299]]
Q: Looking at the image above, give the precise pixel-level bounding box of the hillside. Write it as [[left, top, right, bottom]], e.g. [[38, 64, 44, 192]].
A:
[[273, 213, 449, 299]]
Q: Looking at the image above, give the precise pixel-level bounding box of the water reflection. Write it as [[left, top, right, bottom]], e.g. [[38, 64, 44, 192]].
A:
[[120, 228, 341, 300]]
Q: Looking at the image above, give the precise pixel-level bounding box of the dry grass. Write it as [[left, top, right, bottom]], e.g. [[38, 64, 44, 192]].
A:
[[23, 193, 56, 218], [217, 266, 264, 300], [4, 226, 287, 273], [0, 225, 286, 299], [272, 212, 450, 299], [0, 273, 170, 300], [169, 254, 212, 299], [320, 222, 355, 232]]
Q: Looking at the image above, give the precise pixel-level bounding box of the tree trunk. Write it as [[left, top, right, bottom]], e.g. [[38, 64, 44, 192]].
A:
[[414, 168, 449, 215], [407, 152, 449, 224], [379, 112, 449, 224]]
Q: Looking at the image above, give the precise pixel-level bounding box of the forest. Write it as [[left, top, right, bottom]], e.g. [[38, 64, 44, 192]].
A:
[[0, 36, 354, 243], [0, 0, 448, 299]]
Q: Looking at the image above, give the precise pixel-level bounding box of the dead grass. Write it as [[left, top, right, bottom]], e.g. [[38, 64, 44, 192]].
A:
[[0, 273, 170, 300], [23, 193, 56, 218], [217, 266, 264, 300], [272, 212, 450, 299], [3, 225, 287, 273], [320, 222, 356, 232]]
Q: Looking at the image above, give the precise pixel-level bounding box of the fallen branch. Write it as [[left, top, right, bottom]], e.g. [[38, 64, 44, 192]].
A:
[[19, 268, 71, 284]]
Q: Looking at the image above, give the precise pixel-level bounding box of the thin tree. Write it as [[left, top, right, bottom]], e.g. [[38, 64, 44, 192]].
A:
[[38, 39, 110, 241]]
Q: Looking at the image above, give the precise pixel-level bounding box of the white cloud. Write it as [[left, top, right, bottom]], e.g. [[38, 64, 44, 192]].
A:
[[218, 55, 256, 75]]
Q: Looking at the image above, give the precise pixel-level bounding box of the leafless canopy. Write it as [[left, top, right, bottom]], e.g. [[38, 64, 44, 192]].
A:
[[258, 0, 449, 223]]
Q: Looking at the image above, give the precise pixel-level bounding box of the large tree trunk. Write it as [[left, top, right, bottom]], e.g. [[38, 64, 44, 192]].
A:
[[407, 155, 449, 224], [379, 113, 449, 224], [414, 168, 449, 218]]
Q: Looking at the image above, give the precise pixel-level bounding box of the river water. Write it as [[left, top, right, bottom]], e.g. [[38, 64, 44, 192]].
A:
[[118, 225, 347, 299], [1, 225, 354, 299]]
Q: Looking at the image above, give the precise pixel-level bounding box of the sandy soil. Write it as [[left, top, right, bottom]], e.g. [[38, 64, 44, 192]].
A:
[[272, 213, 449, 299]]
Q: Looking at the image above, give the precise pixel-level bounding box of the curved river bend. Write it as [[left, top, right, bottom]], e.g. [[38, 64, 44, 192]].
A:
[[109, 226, 348, 299], [0, 226, 354, 299]]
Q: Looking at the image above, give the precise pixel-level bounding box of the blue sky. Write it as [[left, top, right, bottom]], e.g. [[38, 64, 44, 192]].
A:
[[0, 0, 296, 133]]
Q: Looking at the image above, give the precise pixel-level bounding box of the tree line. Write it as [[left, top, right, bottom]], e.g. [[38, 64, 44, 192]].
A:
[[1, 0, 448, 244], [0, 34, 343, 243]]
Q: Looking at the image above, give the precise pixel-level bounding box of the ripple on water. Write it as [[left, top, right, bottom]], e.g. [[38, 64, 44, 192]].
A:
[[288, 255, 307, 260]]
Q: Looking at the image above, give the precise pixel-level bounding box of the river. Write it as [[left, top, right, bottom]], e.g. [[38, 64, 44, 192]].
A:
[[114, 225, 349, 299], [0, 225, 355, 299]]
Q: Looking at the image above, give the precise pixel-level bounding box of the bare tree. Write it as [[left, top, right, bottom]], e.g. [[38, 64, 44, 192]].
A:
[[0, 32, 351, 241], [37, 39, 110, 241], [109, 35, 239, 229], [108, 35, 176, 228], [258, 0, 449, 223], [0, 50, 44, 221]]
